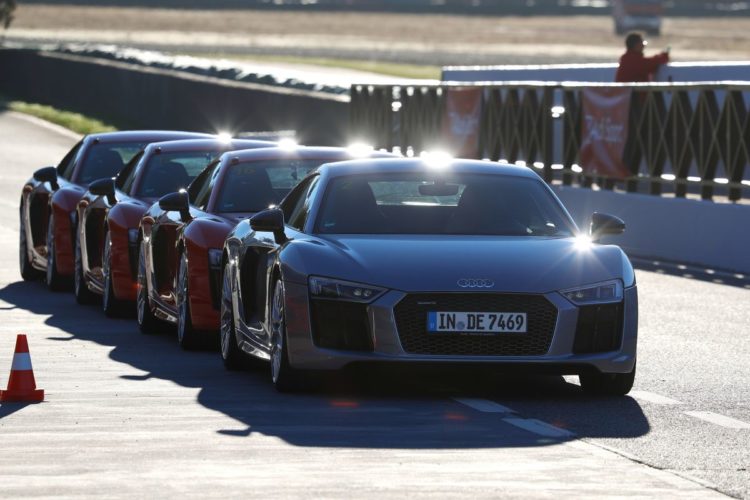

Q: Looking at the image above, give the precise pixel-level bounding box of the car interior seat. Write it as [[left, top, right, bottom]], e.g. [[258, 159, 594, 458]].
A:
[[445, 183, 525, 235], [319, 179, 383, 233], [219, 167, 276, 212], [141, 160, 191, 198], [89, 149, 125, 181]]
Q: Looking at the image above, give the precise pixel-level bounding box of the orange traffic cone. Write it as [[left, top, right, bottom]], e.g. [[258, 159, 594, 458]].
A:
[[0, 334, 44, 402]]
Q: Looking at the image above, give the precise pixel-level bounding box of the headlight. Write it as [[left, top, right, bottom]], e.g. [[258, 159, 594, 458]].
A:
[[128, 229, 139, 244], [309, 276, 386, 304], [208, 249, 223, 269], [561, 279, 623, 305]]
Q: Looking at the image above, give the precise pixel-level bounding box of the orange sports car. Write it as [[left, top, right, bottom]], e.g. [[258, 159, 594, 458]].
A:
[[138, 145, 395, 349], [20, 130, 209, 290], [74, 138, 273, 316]]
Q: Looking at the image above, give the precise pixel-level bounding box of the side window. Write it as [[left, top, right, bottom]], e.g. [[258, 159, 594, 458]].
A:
[[116, 151, 145, 193], [57, 141, 83, 180], [280, 176, 314, 222], [287, 176, 320, 231], [187, 162, 218, 204], [193, 163, 221, 210]]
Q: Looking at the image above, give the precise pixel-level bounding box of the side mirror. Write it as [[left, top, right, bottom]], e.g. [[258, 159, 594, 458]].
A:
[[590, 212, 625, 240], [33, 166, 59, 190], [250, 208, 287, 244], [158, 191, 191, 222], [89, 178, 116, 204]]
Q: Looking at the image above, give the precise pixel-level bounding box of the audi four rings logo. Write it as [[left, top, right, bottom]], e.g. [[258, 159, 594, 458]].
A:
[[457, 279, 495, 288]]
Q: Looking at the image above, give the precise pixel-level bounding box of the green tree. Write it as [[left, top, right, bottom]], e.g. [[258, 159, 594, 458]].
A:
[[1, 0, 17, 30]]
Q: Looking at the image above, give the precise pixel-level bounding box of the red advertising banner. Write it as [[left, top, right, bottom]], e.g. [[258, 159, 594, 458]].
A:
[[442, 87, 483, 159], [580, 88, 632, 179]]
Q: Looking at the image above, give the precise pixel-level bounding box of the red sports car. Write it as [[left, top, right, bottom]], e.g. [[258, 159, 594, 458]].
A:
[[19, 130, 209, 290], [74, 138, 274, 316], [138, 146, 395, 349]]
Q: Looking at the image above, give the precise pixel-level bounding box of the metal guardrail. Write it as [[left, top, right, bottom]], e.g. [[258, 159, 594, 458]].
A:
[[350, 83, 750, 202]]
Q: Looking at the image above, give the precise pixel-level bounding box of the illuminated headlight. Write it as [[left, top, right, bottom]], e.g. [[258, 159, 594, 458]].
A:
[[128, 229, 139, 244], [561, 279, 623, 305], [208, 249, 223, 270], [309, 276, 386, 303]]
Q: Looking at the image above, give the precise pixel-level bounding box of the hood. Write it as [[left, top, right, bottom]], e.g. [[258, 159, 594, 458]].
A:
[[283, 235, 628, 294]]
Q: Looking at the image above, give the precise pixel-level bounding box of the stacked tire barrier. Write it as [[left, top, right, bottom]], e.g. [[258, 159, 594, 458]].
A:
[[0, 48, 349, 145]]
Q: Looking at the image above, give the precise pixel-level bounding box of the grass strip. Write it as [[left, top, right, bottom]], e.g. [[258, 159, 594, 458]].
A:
[[182, 52, 441, 80], [3, 99, 117, 134]]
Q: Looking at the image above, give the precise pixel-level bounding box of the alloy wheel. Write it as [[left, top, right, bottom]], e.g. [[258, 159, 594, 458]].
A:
[[176, 253, 189, 346], [219, 264, 233, 359], [136, 243, 156, 333]]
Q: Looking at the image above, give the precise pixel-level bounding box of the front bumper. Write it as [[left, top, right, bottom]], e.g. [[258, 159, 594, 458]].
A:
[[283, 282, 638, 375]]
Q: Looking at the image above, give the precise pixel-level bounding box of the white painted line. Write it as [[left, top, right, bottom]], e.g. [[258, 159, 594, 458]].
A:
[[453, 398, 516, 414], [503, 418, 576, 438], [629, 391, 682, 405], [685, 411, 750, 429]]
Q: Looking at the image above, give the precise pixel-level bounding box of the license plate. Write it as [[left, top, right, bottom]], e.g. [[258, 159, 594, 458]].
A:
[[427, 312, 527, 334]]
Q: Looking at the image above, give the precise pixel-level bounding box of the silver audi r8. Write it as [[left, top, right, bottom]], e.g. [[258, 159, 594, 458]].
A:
[[221, 157, 637, 395]]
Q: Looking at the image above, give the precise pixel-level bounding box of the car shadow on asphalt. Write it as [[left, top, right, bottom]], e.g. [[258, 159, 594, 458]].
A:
[[0, 279, 650, 447], [631, 257, 750, 290]]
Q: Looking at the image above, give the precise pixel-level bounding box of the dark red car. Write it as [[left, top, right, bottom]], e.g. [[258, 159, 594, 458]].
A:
[[19, 130, 210, 290], [138, 146, 395, 349], [74, 138, 274, 316]]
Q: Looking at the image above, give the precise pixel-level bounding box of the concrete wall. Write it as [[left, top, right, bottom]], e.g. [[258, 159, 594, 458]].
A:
[[554, 185, 750, 274], [0, 49, 349, 145]]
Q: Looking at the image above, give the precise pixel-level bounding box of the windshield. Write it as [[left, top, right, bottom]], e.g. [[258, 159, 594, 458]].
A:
[[215, 159, 323, 213], [136, 150, 221, 198], [77, 142, 145, 185], [315, 173, 576, 236]]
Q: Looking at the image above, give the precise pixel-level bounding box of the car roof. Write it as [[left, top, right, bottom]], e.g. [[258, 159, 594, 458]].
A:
[[85, 130, 213, 144], [315, 157, 542, 180], [143, 138, 276, 154], [218, 146, 397, 164]]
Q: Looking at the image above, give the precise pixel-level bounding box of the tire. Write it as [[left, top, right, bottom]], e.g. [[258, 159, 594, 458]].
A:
[[176, 252, 204, 350], [45, 213, 69, 291], [74, 232, 96, 305], [270, 279, 306, 392], [136, 242, 159, 334], [102, 231, 126, 317], [580, 362, 636, 397], [19, 208, 41, 281], [220, 261, 246, 370]]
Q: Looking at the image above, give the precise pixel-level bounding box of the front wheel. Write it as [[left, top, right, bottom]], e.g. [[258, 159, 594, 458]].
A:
[[136, 242, 159, 334], [19, 208, 41, 281], [270, 279, 306, 392], [220, 261, 245, 370], [46, 213, 69, 291], [176, 252, 205, 350], [580, 363, 636, 397], [74, 232, 96, 305], [102, 231, 127, 317]]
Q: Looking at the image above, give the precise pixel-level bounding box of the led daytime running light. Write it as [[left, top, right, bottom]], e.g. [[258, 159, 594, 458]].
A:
[[561, 280, 623, 305], [309, 276, 386, 303]]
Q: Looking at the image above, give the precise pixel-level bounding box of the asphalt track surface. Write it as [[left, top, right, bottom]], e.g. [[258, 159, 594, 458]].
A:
[[0, 111, 748, 498]]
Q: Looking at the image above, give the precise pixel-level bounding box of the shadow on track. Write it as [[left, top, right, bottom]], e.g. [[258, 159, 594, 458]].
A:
[[632, 257, 750, 290], [0, 279, 649, 447]]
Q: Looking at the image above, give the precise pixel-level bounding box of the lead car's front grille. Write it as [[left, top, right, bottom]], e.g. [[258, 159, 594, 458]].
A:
[[394, 293, 558, 356]]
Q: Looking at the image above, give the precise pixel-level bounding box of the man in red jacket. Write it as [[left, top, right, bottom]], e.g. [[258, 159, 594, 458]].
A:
[[615, 32, 670, 82]]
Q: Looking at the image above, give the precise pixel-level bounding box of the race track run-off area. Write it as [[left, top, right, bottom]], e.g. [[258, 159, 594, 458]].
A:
[[0, 111, 748, 498]]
